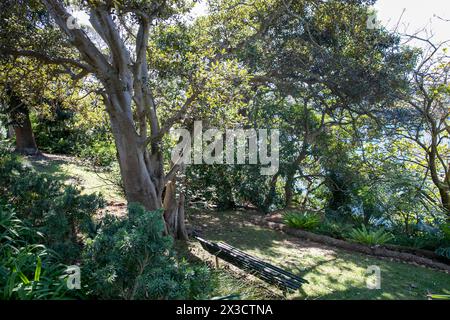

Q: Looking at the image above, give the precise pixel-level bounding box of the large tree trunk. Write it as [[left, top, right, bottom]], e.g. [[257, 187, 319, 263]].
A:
[[109, 110, 163, 211], [284, 173, 295, 208], [8, 90, 39, 155], [41, 0, 196, 240], [163, 165, 188, 240]]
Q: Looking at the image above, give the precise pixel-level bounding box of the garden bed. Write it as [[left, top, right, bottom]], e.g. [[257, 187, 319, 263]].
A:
[[255, 215, 450, 272]]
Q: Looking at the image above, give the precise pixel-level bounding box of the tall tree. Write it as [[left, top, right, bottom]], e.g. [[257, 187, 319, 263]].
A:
[[0, 0, 248, 237], [4, 85, 39, 154], [393, 39, 450, 216], [203, 0, 414, 210]]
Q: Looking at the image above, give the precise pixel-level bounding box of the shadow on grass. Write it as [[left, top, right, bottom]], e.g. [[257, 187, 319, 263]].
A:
[[25, 155, 74, 183], [194, 216, 287, 259], [189, 209, 450, 300], [292, 252, 450, 300]]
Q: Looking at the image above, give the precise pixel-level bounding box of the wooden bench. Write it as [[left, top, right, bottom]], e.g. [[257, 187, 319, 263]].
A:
[[194, 235, 307, 293]]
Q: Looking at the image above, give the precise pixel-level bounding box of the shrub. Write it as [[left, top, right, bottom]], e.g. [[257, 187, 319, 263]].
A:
[[31, 108, 116, 167], [0, 147, 213, 300], [316, 219, 354, 239], [391, 229, 446, 251], [0, 206, 75, 299], [0, 145, 105, 262], [435, 247, 450, 260], [81, 203, 212, 300], [347, 225, 394, 246], [283, 211, 321, 230]]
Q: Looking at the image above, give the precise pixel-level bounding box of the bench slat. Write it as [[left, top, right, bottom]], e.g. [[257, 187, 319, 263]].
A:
[[217, 242, 307, 284], [212, 244, 301, 287], [194, 235, 306, 291], [215, 242, 305, 287], [212, 246, 301, 290]]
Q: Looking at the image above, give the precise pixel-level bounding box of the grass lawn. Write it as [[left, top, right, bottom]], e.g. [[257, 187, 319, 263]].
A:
[[186, 210, 450, 300], [25, 153, 123, 202], [27, 154, 450, 300]]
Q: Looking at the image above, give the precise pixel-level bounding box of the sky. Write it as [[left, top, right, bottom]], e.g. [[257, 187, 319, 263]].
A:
[[373, 0, 450, 45], [191, 0, 450, 45], [71, 0, 450, 46]]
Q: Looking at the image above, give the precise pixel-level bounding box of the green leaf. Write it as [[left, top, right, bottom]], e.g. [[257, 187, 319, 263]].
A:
[[34, 257, 42, 282], [428, 294, 450, 300], [17, 271, 30, 285]]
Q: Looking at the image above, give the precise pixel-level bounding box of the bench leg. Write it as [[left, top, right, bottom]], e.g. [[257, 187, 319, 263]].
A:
[[215, 255, 220, 269]]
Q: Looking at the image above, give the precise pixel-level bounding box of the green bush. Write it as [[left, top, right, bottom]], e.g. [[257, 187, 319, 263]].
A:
[[391, 230, 446, 250], [78, 140, 116, 167], [0, 147, 212, 300], [440, 221, 450, 240], [0, 145, 105, 262], [283, 211, 321, 230], [435, 247, 450, 259], [0, 206, 75, 299], [316, 219, 354, 239], [428, 294, 450, 300], [31, 109, 116, 167], [81, 203, 213, 300], [347, 225, 394, 246]]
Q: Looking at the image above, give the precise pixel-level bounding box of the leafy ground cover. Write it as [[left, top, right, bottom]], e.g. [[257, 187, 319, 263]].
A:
[[29, 155, 450, 300]]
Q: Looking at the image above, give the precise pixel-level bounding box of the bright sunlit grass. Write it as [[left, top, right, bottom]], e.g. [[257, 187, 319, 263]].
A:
[[187, 210, 450, 300]]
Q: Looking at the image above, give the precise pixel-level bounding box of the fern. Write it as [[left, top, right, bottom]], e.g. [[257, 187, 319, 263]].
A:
[[435, 247, 450, 259], [283, 211, 321, 230], [347, 225, 394, 245]]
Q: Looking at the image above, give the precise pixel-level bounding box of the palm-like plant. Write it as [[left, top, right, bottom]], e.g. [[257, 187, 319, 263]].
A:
[[283, 211, 321, 230], [347, 225, 394, 246]]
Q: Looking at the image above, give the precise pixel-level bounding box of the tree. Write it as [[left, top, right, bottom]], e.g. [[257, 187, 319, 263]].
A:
[[202, 0, 414, 211], [394, 39, 450, 216], [4, 86, 39, 155], [1, 0, 249, 237]]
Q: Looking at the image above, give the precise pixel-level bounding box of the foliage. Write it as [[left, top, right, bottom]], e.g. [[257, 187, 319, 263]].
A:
[[441, 222, 450, 239], [81, 203, 213, 300], [186, 165, 238, 210], [391, 232, 444, 250], [0, 206, 75, 299], [316, 219, 354, 239], [192, 210, 450, 300], [347, 225, 394, 246], [283, 211, 321, 230], [187, 164, 283, 212], [31, 101, 116, 167], [0, 144, 105, 262]]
